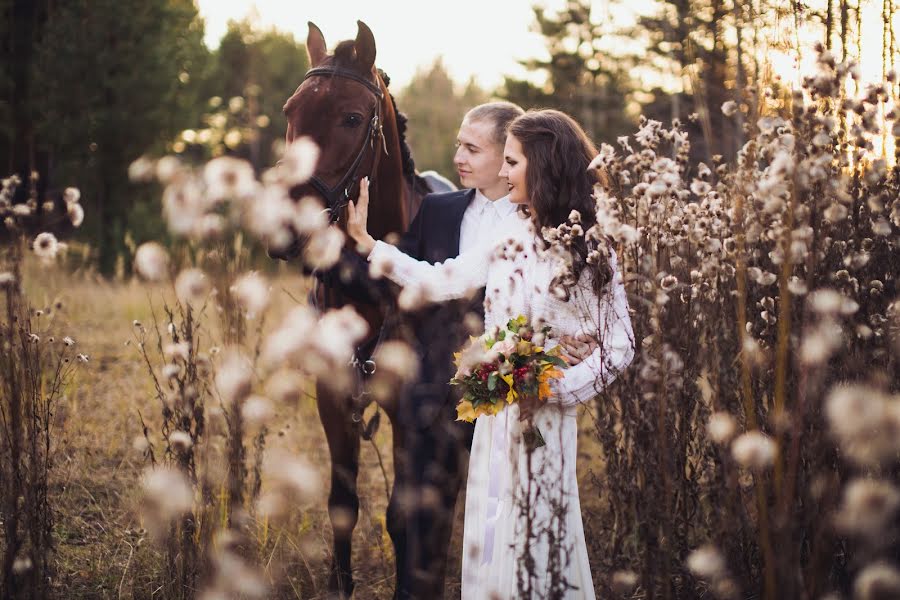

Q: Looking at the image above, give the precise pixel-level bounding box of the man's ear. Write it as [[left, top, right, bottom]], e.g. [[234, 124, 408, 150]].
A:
[[307, 21, 327, 67], [355, 20, 376, 71]]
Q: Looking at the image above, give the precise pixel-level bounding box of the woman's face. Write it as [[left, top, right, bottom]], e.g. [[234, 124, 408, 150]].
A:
[[499, 134, 528, 204]]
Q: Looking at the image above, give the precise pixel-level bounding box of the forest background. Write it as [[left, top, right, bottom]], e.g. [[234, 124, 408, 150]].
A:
[[3, 1, 900, 598], [8, 0, 893, 274]]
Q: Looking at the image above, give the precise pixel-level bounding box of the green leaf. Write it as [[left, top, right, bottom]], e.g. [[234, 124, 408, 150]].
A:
[[542, 355, 569, 368], [487, 372, 498, 391]]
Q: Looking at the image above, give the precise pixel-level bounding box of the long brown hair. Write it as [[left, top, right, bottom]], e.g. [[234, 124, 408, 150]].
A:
[[508, 109, 612, 297]]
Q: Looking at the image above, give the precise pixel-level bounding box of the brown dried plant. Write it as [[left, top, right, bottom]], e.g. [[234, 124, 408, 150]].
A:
[[546, 47, 900, 599], [1, 174, 86, 598]]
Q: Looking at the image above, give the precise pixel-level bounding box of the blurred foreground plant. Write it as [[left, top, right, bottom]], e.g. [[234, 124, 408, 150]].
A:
[[581, 48, 899, 599], [128, 140, 356, 597], [0, 175, 85, 598]]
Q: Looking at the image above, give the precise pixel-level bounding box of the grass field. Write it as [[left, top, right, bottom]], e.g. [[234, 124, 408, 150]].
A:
[[35, 263, 607, 598]]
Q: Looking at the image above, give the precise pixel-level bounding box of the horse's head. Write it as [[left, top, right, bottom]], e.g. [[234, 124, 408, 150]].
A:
[[284, 21, 402, 235]]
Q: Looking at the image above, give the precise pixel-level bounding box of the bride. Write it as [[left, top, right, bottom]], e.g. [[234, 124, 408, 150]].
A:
[[348, 109, 635, 599]]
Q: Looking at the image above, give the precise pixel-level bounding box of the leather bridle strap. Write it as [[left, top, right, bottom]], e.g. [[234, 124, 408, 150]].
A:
[[303, 67, 384, 98], [302, 66, 385, 224]]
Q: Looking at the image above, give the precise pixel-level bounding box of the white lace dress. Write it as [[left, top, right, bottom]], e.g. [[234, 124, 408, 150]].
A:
[[369, 210, 635, 599]]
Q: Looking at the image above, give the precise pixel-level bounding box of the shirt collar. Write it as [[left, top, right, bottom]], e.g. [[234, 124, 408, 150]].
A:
[[473, 189, 517, 217]]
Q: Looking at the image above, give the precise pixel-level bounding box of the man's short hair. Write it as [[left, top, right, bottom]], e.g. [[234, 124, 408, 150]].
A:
[[463, 101, 525, 147]]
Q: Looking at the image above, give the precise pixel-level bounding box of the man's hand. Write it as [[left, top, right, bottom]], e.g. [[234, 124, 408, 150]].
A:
[[558, 333, 599, 366], [346, 176, 377, 255]]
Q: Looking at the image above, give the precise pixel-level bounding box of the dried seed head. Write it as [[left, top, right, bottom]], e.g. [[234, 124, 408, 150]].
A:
[[610, 570, 639, 595], [372, 340, 419, 382], [141, 466, 193, 518], [707, 412, 738, 445], [163, 342, 190, 361], [854, 562, 900, 600], [174, 268, 210, 306], [67, 202, 84, 227], [731, 431, 777, 470], [168, 430, 192, 453], [687, 544, 727, 579], [264, 369, 304, 405], [216, 349, 253, 405], [128, 156, 156, 182], [33, 232, 59, 260], [203, 156, 257, 201], [242, 395, 275, 429], [304, 227, 344, 270], [12, 556, 32, 575], [134, 242, 170, 282], [231, 272, 270, 316], [834, 478, 900, 539], [63, 187, 81, 205], [280, 136, 320, 185]]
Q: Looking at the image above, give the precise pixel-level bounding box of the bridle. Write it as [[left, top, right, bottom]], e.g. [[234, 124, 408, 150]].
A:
[[300, 66, 392, 435], [301, 66, 386, 224]]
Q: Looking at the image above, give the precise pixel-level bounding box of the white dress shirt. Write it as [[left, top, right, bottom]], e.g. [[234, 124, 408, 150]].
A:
[[457, 190, 517, 253]]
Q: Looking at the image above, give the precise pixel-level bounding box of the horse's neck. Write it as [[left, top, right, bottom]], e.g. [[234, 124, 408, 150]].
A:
[[368, 93, 409, 241]]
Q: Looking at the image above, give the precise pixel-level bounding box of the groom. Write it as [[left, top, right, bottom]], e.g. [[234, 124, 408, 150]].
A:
[[390, 101, 526, 598], [318, 100, 525, 598]]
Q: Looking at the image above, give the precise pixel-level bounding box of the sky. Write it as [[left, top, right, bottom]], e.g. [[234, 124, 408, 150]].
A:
[[195, 0, 898, 93], [194, 0, 638, 90]]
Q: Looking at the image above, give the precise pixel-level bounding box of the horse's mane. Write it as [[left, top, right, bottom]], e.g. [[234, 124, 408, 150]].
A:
[[331, 41, 421, 188]]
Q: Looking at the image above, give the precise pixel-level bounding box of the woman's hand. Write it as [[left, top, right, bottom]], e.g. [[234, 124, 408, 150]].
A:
[[347, 177, 376, 255], [558, 333, 599, 366]]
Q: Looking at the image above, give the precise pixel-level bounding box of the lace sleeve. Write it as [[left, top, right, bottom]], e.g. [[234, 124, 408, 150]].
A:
[[547, 251, 636, 407], [368, 239, 491, 303]]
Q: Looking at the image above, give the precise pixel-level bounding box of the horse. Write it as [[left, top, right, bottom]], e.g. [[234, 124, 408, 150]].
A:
[[281, 20, 447, 597]]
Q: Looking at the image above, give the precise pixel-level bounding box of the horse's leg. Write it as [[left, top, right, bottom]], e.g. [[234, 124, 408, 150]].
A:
[[385, 415, 409, 599], [317, 385, 361, 598]]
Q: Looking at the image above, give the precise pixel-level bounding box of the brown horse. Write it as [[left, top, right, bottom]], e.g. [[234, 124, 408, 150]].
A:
[[282, 20, 437, 597]]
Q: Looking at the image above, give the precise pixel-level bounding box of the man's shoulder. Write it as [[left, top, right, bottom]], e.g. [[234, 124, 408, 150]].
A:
[[421, 188, 474, 211]]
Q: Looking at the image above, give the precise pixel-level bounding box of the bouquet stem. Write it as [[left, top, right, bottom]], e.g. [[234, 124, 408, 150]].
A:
[[522, 423, 546, 451]]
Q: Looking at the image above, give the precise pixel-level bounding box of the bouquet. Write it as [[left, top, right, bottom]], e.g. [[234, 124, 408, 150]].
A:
[[451, 315, 567, 449]]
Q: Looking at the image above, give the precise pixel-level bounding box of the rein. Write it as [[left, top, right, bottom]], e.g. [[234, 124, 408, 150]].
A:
[[301, 66, 386, 224]]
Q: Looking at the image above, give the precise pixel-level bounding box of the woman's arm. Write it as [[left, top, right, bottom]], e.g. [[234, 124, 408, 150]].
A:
[[550, 253, 636, 407], [348, 177, 491, 303]]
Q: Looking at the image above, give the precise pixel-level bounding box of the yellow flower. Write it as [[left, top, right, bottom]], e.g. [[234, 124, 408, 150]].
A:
[[538, 366, 564, 400], [499, 372, 517, 404], [487, 401, 505, 416], [456, 401, 477, 422]]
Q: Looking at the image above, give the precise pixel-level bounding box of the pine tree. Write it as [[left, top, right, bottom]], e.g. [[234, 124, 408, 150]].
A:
[[8, 0, 210, 273], [501, 0, 635, 145]]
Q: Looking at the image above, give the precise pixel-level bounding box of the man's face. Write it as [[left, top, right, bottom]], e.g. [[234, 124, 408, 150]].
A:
[[454, 118, 506, 194]]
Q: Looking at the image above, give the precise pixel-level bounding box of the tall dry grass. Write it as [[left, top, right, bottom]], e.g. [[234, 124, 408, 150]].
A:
[[574, 49, 899, 599], [1, 176, 86, 598], [2, 47, 899, 600]]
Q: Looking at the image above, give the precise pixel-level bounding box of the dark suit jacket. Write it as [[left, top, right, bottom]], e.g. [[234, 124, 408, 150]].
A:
[[321, 188, 482, 429]]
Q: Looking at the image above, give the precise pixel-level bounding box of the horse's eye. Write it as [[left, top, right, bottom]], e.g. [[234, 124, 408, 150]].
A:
[[342, 113, 364, 128]]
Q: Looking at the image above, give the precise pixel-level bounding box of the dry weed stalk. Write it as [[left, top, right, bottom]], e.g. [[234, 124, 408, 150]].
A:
[[1, 174, 85, 598], [564, 47, 899, 599], [129, 144, 338, 597]]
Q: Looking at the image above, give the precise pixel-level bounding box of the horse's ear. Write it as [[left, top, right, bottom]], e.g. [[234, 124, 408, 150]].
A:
[[307, 21, 327, 67], [355, 20, 376, 71]]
